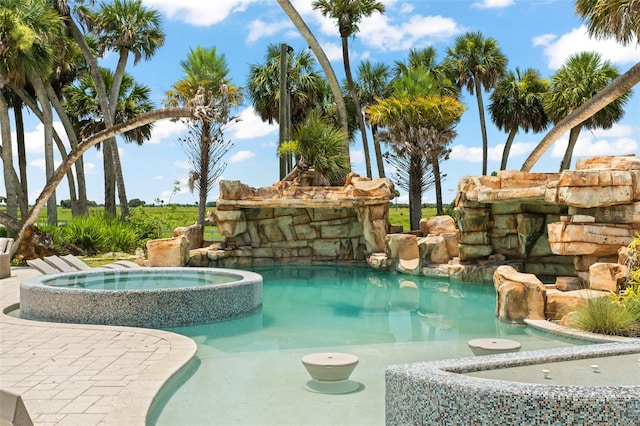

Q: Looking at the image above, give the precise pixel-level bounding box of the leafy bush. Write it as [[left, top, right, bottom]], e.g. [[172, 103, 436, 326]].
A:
[[62, 214, 108, 255], [103, 222, 138, 253]]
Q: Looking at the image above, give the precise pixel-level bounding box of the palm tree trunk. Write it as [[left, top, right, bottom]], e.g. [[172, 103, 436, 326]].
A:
[[276, 0, 351, 168], [474, 78, 489, 176], [45, 83, 87, 216], [0, 95, 18, 220], [12, 93, 28, 218], [110, 50, 132, 219], [500, 127, 518, 171], [342, 37, 372, 178], [559, 126, 582, 171], [408, 151, 423, 231], [10, 106, 194, 257], [431, 152, 444, 215], [522, 61, 640, 172], [371, 124, 385, 178], [31, 76, 57, 225], [197, 122, 211, 225]]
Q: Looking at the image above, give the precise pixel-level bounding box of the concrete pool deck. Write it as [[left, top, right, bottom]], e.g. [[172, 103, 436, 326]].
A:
[[0, 267, 196, 425]]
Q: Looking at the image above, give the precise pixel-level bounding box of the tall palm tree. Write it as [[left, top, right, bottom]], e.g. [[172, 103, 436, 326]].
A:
[[355, 60, 391, 178], [275, 0, 350, 168], [544, 52, 629, 170], [165, 46, 242, 225], [0, 0, 65, 224], [368, 69, 465, 228], [89, 0, 164, 218], [63, 68, 155, 148], [247, 44, 328, 177], [489, 68, 550, 170], [522, 0, 639, 171], [312, 0, 385, 179], [445, 31, 507, 175]]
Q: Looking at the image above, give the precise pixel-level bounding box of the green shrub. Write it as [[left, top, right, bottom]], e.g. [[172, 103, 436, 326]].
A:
[[573, 296, 640, 337], [62, 214, 108, 255], [103, 222, 139, 253]]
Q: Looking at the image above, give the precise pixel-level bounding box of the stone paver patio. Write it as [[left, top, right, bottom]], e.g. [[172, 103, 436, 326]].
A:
[[0, 267, 196, 425]]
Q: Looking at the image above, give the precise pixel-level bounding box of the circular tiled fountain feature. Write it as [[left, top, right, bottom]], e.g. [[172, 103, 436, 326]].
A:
[[468, 338, 521, 356]]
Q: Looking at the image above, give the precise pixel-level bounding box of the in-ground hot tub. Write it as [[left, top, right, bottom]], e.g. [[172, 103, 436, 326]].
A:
[[20, 267, 262, 328]]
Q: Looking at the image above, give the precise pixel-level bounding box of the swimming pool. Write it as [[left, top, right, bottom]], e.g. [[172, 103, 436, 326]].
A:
[[151, 264, 579, 425]]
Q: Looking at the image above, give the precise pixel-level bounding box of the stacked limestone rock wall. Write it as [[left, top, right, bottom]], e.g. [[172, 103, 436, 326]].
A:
[[189, 174, 394, 267], [455, 155, 639, 284]]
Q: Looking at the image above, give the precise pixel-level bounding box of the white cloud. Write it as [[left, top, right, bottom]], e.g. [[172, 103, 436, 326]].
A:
[[228, 107, 278, 140], [83, 162, 96, 175], [229, 150, 256, 164], [321, 41, 344, 62], [153, 175, 164, 181], [148, 119, 188, 144], [359, 14, 461, 52], [247, 19, 291, 43], [535, 25, 640, 70], [15, 122, 68, 154], [550, 128, 639, 159], [450, 145, 483, 162], [472, 0, 514, 9], [141, 0, 259, 26]]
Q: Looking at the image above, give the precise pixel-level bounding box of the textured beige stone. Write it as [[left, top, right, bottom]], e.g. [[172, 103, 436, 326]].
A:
[[418, 235, 450, 264], [575, 155, 640, 171], [555, 276, 583, 292], [545, 289, 607, 321], [419, 215, 458, 236], [557, 185, 632, 208], [442, 232, 460, 257], [589, 262, 628, 292], [457, 207, 491, 232], [458, 243, 492, 260], [478, 186, 547, 203], [548, 222, 634, 256], [493, 265, 546, 323], [557, 170, 632, 187], [146, 236, 190, 267], [173, 224, 203, 250], [214, 210, 247, 237]]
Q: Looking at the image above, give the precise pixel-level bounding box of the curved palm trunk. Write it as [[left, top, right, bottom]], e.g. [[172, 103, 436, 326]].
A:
[[371, 124, 385, 178], [276, 0, 351, 168], [342, 36, 372, 178], [474, 78, 489, 176], [559, 126, 582, 171], [500, 127, 518, 171], [10, 106, 194, 257], [522, 61, 640, 172]]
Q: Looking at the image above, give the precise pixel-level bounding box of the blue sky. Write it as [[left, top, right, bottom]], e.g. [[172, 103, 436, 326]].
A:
[[9, 0, 640, 206]]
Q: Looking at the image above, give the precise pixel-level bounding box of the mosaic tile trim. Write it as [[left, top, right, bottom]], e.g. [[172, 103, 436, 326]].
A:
[[19, 267, 263, 328], [386, 342, 640, 425]]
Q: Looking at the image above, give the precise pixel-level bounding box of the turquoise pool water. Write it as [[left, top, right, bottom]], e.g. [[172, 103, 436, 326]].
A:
[[152, 264, 578, 425], [42, 269, 240, 290]]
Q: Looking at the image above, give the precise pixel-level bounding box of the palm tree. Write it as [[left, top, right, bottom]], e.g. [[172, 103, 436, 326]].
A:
[[368, 69, 465, 229], [489, 68, 549, 170], [522, 0, 639, 171], [275, 0, 350, 166], [247, 44, 328, 177], [312, 0, 385, 179], [445, 31, 507, 175], [63, 67, 155, 149], [89, 0, 165, 218], [0, 0, 65, 224], [544, 52, 629, 170], [165, 46, 242, 225], [355, 60, 391, 178], [278, 110, 349, 184]]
